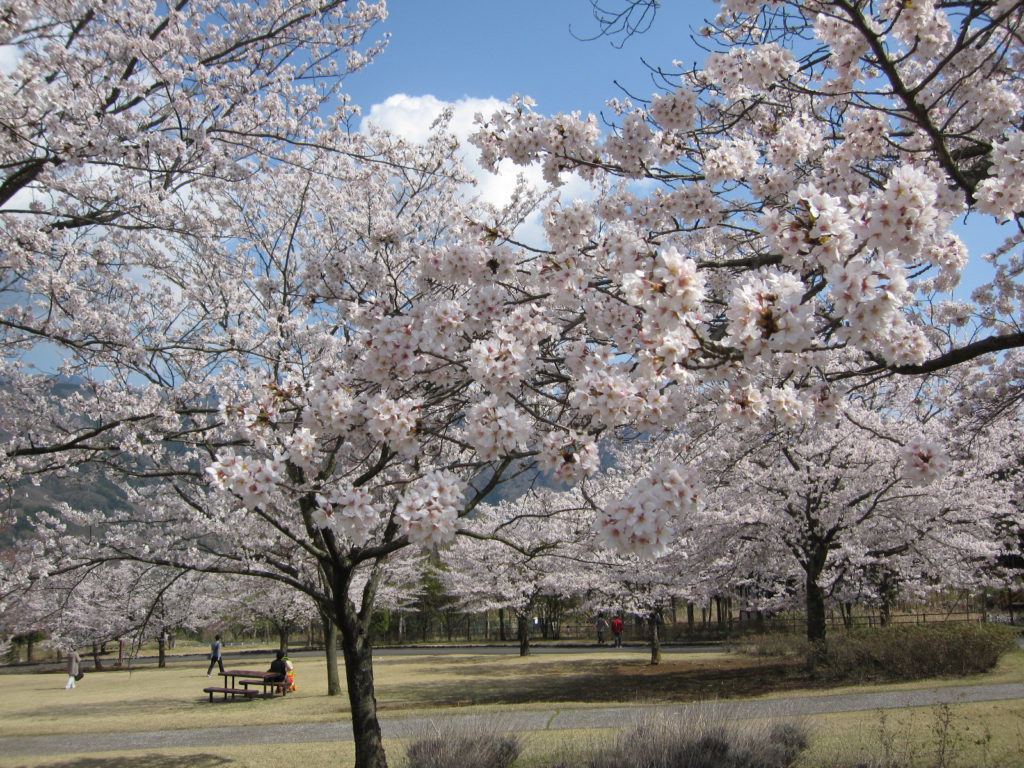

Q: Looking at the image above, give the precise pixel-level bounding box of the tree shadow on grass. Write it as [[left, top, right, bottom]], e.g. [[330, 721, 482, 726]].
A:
[[27, 755, 232, 768], [379, 656, 815, 710]]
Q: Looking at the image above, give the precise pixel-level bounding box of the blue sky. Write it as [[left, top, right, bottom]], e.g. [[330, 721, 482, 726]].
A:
[[344, 0, 1005, 296], [344, 1, 718, 117]]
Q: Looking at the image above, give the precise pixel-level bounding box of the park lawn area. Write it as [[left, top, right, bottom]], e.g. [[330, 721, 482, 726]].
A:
[[0, 648, 801, 739], [1, 648, 1022, 767], [3, 648, 1022, 737]]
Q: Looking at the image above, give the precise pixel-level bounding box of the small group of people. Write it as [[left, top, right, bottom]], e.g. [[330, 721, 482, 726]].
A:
[[595, 614, 625, 647], [207, 634, 295, 691], [267, 649, 295, 688]]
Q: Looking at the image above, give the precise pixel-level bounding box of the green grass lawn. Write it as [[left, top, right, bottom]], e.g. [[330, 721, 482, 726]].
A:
[[1, 647, 1021, 767]]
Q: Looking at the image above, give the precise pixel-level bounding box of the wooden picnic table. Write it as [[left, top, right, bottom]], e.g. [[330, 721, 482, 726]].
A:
[[222, 669, 289, 697]]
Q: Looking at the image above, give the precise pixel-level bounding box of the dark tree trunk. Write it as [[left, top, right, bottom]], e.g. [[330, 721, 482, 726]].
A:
[[278, 625, 289, 654], [91, 642, 103, 671], [332, 560, 389, 768], [499, 608, 507, 641], [322, 611, 342, 696], [806, 571, 827, 642], [517, 614, 530, 657], [649, 611, 662, 666], [158, 631, 167, 668], [339, 623, 387, 768], [878, 570, 897, 627], [686, 602, 695, 632]]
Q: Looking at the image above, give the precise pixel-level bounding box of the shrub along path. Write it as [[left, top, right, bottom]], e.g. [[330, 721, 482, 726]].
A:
[[2, 681, 1022, 759]]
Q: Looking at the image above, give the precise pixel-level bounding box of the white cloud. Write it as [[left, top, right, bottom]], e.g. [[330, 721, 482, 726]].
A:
[[361, 93, 595, 247]]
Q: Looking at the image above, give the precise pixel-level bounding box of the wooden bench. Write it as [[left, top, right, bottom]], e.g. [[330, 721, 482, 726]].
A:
[[239, 678, 289, 697], [203, 685, 259, 702]]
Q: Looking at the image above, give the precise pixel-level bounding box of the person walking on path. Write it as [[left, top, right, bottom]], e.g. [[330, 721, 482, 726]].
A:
[[64, 648, 81, 690], [610, 616, 624, 647], [206, 634, 224, 677], [595, 615, 609, 645]]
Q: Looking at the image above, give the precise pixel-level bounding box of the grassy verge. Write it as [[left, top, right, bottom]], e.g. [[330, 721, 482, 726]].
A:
[[799, 698, 1024, 767]]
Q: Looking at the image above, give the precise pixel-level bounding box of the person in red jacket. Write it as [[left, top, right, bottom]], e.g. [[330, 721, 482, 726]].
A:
[[610, 615, 624, 647]]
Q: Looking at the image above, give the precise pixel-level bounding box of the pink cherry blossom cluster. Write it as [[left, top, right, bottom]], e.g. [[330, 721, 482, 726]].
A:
[[703, 138, 759, 184], [205, 449, 285, 511], [365, 393, 422, 458], [395, 470, 465, 548], [622, 247, 705, 329], [463, 396, 532, 461], [901, 437, 952, 487], [471, 100, 601, 186], [467, 330, 532, 396], [977, 132, 1024, 222], [649, 88, 698, 133], [594, 461, 703, 559], [881, 0, 952, 62], [704, 43, 798, 97], [313, 486, 381, 545], [538, 432, 600, 484], [725, 268, 813, 355]]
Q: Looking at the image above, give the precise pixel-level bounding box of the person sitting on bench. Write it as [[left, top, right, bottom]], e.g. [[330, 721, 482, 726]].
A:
[[267, 650, 288, 683]]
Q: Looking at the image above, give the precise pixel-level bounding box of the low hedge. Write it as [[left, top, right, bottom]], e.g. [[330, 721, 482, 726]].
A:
[[741, 622, 1019, 683]]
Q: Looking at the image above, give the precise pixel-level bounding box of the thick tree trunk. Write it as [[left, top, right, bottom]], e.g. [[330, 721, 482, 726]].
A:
[[517, 614, 530, 657], [649, 612, 661, 666], [499, 608, 507, 641], [91, 642, 103, 671], [278, 626, 289, 653], [806, 571, 827, 642], [322, 612, 342, 696], [158, 631, 167, 668], [339, 625, 388, 768], [686, 602, 695, 632]]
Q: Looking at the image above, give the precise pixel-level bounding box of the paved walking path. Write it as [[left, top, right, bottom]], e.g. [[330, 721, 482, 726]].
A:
[[2, 681, 1022, 758]]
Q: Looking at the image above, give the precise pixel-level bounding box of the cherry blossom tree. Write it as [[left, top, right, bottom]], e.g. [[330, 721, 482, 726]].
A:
[[4, 558, 215, 669], [218, 576, 320, 652], [702, 377, 1010, 641], [441, 492, 592, 656], [4, 3, 1020, 767], [471, 0, 1024, 409]]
